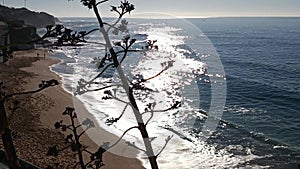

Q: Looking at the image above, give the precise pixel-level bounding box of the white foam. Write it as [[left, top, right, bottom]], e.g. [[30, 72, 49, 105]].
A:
[[49, 19, 266, 169]]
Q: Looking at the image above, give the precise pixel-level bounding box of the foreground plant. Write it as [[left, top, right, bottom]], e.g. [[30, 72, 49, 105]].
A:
[[60, 0, 182, 168], [48, 107, 109, 169], [0, 80, 59, 169]]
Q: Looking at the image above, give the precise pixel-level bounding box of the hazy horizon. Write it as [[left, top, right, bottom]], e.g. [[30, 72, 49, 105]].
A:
[[56, 15, 300, 19], [2, 0, 300, 18]]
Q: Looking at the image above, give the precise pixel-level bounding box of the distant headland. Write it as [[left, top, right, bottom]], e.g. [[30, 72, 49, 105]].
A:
[[0, 5, 58, 50], [0, 5, 58, 28]]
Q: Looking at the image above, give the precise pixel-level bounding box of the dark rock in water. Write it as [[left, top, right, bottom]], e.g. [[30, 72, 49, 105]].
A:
[[0, 5, 58, 28]]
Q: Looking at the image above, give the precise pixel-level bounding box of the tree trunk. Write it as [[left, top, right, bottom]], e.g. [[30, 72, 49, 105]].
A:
[[0, 101, 20, 169]]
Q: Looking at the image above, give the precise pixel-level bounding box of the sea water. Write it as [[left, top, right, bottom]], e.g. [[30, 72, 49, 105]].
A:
[[48, 17, 300, 168]]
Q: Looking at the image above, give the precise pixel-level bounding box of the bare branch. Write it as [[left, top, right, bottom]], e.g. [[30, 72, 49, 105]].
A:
[[92, 1, 105, 28], [92, 63, 114, 81], [125, 141, 147, 154], [119, 46, 129, 64], [4, 79, 59, 101], [78, 127, 90, 138], [86, 28, 100, 35], [47, 144, 71, 156], [106, 103, 129, 125], [83, 149, 94, 155], [84, 158, 101, 169], [108, 126, 139, 149], [73, 162, 80, 169], [96, 0, 109, 6], [74, 28, 100, 42], [77, 84, 122, 95], [107, 16, 123, 33], [66, 125, 74, 131], [156, 135, 173, 157], [133, 60, 175, 88], [75, 124, 82, 129], [75, 64, 115, 95], [110, 95, 131, 105], [138, 68, 166, 84], [90, 85, 116, 92], [103, 22, 118, 31], [143, 101, 181, 114], [145, 111, 154, 126]]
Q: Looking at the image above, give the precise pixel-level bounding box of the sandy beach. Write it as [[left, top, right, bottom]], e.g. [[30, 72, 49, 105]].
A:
[[9, 49, 145, 169]]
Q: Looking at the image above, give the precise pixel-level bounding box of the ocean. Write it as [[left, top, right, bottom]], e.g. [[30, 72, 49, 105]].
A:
[[47, 17, 300, 168]]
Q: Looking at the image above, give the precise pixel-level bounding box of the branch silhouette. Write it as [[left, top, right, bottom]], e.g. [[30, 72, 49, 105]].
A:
[[49, 107, 104, 169], [3, 79, 59, 101], [0, 79, 59, 169], [49, 1, 181, 168]]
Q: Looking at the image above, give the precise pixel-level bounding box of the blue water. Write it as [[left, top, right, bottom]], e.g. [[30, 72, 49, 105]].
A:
[[52, 17, 300, 168], [191, 17, 300, 167]]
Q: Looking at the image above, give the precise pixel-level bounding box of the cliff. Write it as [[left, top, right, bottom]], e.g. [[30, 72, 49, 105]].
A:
[[0, 5, 58, 50], [0, 22, 38, 50], [0, 5, 58, 28]]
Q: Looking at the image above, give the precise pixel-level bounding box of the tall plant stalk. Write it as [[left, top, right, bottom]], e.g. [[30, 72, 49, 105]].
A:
[[91, 2, 159, 169]]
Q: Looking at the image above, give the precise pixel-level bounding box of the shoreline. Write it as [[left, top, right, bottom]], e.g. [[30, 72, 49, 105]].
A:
[[16, 48, 145, 169]]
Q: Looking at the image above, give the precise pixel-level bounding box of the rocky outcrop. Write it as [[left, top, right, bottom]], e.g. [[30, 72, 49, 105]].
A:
[[0, 5, 58, 50], [0, 5, 58, 28], [0, 19, 40, 50], [9, 25, 40, 50]]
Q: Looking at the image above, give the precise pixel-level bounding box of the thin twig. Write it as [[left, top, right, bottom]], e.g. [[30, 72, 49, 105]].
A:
[[156, 135, 173, 157], [103, 22, 118, 30], [83, 149, 94, 155], [4, 80, 58, 101], [58, 144, 72, 152], [110, 95, 131, 105], [96, 0, 109, 6], [107, 16, 123, 33], [107, 126, 139, 149], [81, 84, 122, 95], [73, 162, 80, 169], [106, 103, 129, 125], [145, 111, 154, 126], [125, 141, 147, 153], [116, 104, 129, 121], [137, 68, 167, 84], [75, 124, 82, 129], [78, 127, 90, 138], [91, 63, 114, 82]]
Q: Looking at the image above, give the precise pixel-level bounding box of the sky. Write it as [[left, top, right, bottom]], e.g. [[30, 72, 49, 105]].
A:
[[2, 0, 300, 18]]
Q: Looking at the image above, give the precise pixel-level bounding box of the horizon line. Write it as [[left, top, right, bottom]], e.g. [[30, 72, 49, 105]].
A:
[[57, 15, 300, 19]]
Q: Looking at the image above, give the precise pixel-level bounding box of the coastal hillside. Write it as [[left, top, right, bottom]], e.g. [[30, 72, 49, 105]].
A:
[[0, 5, 58, 51], [0, 5, 58, 28]]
